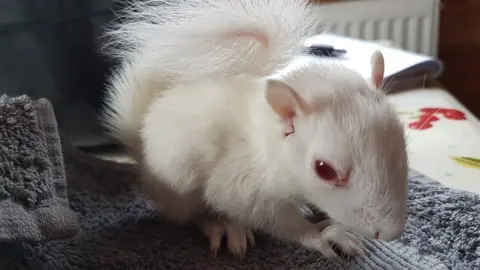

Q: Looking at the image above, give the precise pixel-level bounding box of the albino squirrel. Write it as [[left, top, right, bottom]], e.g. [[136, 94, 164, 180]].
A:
[[102, 0, 408, 259]]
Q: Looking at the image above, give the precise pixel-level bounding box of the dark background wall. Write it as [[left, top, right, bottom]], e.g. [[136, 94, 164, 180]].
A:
[[0, 0, 124, 147]]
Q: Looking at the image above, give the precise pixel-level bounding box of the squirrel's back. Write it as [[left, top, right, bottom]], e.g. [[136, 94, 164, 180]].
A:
[[100, 0, 321, 153]]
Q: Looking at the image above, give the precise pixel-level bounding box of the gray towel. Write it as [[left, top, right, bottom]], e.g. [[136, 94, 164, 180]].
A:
[[0, 95, 78, 242], [2, 140, 477, 269], [402, 171, 480, 269]]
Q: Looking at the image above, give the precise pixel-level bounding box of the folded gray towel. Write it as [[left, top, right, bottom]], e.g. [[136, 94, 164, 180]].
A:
[[2, 142, 472, 269], [0, 95, 78, 242]]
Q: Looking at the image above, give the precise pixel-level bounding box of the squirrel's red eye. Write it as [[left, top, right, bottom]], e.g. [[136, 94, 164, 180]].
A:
[[314, 160, 338, 181]]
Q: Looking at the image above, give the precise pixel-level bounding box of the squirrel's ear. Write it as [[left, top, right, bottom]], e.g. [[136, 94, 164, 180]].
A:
[[266, 79, 312, 137], [266, 79, 312, 120], [370, 50, 385, 89]]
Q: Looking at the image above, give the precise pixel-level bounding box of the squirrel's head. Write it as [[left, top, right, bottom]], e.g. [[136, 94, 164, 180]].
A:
[[265, 52, 408, 241]]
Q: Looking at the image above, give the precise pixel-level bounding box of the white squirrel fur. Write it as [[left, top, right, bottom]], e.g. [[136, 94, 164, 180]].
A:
[[102, 0, 409, 259]]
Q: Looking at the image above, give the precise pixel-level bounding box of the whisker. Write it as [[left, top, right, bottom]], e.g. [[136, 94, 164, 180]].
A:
[[421, 73, 428, 90], [383, 78, 398, 94], [418, 108, 442, 129]]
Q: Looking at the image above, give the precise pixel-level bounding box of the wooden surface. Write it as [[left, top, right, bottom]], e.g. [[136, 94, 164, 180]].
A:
[[438, 0, 480, 116]]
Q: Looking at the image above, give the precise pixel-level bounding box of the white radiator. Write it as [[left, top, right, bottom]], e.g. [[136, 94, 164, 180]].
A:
[[314, 0, 441, 57]]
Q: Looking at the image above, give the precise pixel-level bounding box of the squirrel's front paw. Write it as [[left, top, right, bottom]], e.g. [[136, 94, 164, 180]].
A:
[[301, 224, 364, 259], [197, 215, 255, 259]]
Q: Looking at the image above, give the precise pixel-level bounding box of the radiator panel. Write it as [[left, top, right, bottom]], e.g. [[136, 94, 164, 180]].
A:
[[315, 0, 441, 56]]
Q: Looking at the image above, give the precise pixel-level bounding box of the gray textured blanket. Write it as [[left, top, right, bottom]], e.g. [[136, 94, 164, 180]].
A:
[[0, 95, 78, 242], [1, 145, 445, 270], [1, 96, 479, 269]]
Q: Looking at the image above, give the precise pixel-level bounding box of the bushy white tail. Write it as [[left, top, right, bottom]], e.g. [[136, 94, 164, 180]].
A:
[[101, 0, 321, 151]]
